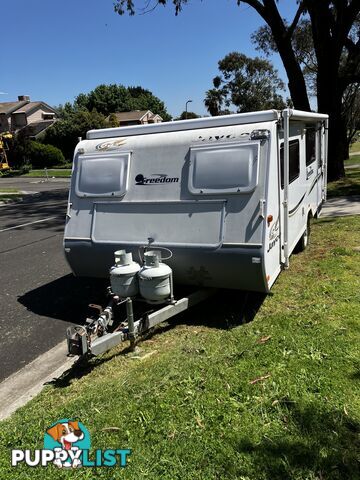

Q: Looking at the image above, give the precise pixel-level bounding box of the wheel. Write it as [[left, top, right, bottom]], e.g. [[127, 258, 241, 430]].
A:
[[297, 216, 311, 252]]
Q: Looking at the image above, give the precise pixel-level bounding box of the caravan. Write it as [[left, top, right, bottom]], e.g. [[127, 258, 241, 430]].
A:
[[64, 108, 328, 294]]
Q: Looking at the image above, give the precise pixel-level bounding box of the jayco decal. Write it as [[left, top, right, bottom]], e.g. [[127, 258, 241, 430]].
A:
[[267, 217, 280, 252]]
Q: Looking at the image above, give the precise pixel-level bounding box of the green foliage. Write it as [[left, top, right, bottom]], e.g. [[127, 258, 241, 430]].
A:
[[18, 163, 32, 175], [6, 132, 31, 169], [205, 52, 287, 115], [27, 142, 65, 168], [107, 113, 119, 127], [176, 111, 201, 120], [74, 84, 172, 121], [46, 84, 172, 159], [42, 110, 108, 160]]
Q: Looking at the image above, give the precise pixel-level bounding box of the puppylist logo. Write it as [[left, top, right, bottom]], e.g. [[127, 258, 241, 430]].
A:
[[11, 418, 131, 469]]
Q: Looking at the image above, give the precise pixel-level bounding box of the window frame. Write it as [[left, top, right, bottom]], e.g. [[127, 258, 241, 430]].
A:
[[280, 139, 300, 189], [75, 152, 131, 198], [305, 126, 316, 166], [188, 141, 260, 195]]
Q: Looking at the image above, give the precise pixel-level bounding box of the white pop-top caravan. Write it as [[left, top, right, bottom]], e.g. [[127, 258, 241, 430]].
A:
[[64, 109, 328, 294]]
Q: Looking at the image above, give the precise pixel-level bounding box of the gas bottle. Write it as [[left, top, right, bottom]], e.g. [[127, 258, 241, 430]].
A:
[[138, 250, 172, 302], [110, 250, 140, 297]]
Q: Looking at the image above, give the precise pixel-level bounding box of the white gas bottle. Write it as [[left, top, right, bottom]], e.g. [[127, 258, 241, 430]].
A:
[[138, 250, 172, 302], [110, 250, 140, 297]]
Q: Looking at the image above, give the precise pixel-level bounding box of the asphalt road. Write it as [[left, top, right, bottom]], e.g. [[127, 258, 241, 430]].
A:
[[0, 176, 72, 193], [0, 179, 106, 382]]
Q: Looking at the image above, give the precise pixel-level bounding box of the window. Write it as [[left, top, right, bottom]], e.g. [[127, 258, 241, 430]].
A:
[[306, 127, 316, 166], [189, 143, 259, 195], [75, 153, 130, 197], [42, 112, 56, 120], [280, 139, 300, 188]]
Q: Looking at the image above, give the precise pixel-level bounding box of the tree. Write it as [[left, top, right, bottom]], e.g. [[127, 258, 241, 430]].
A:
[[42, 110, 109, 160], [175, 111, 201, 120], [252, 17, 360, 159], [74, 84, 172, 121], [114, 0, 360, 181], [204, 52, 287, 116]]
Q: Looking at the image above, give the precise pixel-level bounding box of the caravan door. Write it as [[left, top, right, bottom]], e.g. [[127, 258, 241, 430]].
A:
[[279, 131, 307, 254]]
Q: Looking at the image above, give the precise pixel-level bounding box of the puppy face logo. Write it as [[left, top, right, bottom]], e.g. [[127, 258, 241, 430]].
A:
[[46, 421, 84, 450], [44, 419, 90, 468]]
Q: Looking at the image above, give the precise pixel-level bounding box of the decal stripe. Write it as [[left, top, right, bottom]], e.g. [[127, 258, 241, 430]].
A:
[[309, 172, 322, 194], [289, 193, 306, 216]]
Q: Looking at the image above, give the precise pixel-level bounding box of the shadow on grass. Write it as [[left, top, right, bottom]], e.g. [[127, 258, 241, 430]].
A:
[[48, 289, 267, 388], [233, 404, 360, 480]]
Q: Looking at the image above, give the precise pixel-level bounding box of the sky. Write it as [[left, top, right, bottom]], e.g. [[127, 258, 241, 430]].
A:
[[1, 0, 300, 118]]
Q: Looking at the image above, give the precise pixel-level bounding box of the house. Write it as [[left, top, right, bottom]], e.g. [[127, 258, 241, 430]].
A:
[[106, 110, 163, 127], [0, 95, 57, 138]]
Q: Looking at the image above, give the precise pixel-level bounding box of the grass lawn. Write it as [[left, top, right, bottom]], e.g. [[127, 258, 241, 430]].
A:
[[22, 169, 71, 178], [350, 139, 360, 153], [0, 215, 359, 479], [345, 154, 360, 167], [0, 187, 22, 202], [327, 167, 360, 197]]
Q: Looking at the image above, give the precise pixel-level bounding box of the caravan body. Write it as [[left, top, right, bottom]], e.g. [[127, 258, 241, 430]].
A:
[[64, 109, 328, 293]]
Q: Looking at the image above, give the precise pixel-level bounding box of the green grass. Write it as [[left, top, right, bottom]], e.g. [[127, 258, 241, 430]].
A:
[[0, 187, 22, 202], [327, 167, 360, 197], [350, 137, 360, 153], [0, 216, 359, 479], [0, 188, 20, 193], [22, 169, 71, 178], [0, 194, 22, 202], [345, 154, 360, 167]]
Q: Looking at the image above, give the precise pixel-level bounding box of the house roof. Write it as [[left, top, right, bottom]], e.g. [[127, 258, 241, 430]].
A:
[[0, 100, 58, 116], [0, 101, 28, 115], [106, 110, 164, 123], [109, 110, 151, 122], [19, 120, 56, 137]]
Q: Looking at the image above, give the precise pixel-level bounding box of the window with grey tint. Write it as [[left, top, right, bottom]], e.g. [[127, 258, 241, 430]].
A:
[[76, 153, 130, 197]]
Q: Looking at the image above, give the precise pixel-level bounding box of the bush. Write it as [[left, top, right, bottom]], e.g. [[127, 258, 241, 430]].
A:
[[19, 163, 32, 175], [28, 142, 65, 168], [53, 162, 73, 169]]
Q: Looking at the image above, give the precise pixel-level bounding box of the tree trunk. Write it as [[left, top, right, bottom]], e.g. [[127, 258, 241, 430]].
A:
[[275, 40, 311, 111], [316, 54, 347, 180], [305, 1, 348, 180]]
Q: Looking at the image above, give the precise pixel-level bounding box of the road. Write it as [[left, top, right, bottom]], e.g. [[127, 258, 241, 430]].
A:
[[0, 179, 106, 382]]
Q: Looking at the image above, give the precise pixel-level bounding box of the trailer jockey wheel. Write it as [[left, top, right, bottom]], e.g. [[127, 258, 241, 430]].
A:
[[297, 215, 311, 252]]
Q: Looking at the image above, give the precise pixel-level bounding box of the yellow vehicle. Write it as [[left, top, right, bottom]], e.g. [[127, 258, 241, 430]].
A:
[[0, 132, 12, 171]]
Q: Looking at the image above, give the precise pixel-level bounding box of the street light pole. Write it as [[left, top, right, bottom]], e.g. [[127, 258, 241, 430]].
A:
[[185, 100, 193, 119]]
